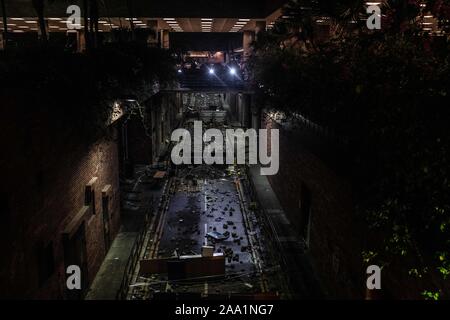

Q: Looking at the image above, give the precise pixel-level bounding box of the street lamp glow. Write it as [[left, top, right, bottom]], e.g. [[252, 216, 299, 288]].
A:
[[229, 68, 236, 75], [209, 68, 215, 75]]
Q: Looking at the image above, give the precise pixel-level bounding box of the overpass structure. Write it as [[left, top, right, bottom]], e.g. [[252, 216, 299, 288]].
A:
[[1, 0, 287, 53]]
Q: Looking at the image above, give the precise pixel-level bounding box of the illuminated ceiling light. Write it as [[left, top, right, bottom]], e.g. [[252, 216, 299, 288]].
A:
[[424, 15, 433, 18], [10, 18, 25, 21], [25, 21, 37, 24], [201, 18, 213, 21], [17, 26, 29, 29], [13, 30, 24, 33], [238, 19, 250, 21], [163, 18, 176, 21], [7, 24, 16, 26], [48, 18, 62, 21]]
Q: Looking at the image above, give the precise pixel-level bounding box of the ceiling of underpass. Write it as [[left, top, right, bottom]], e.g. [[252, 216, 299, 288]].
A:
[[1, 0, 286, 33], [2, 0, 287, 18]]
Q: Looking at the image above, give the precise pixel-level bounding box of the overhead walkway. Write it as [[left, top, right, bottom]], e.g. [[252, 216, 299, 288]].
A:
[[177, 73, 247, 91]]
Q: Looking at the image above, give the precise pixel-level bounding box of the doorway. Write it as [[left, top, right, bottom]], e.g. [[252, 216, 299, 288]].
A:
[[63, 222, 89, 300]]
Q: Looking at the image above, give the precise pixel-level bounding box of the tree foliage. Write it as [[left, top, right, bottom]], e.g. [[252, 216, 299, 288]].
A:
[[250, 0, 450, 297], [0, 44, 176, 145]]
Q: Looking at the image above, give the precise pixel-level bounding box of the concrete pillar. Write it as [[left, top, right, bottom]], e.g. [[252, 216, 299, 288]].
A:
[[77, 30, 86, 52], [37, 19, 49, 41], [147, 20, 159, 45], [250, 96, 260, 130], [255, 21, 266, 41], [160, 29, 170, 49], [238, 93, 252, 128], [243, 31, 254, 62], [237, 94, 243, 125]]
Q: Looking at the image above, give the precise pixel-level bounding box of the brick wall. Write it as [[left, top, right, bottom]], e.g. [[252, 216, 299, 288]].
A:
[[0, 95, 121, 299], [262, 116, 365, 298], [261, 115, 450, 299]]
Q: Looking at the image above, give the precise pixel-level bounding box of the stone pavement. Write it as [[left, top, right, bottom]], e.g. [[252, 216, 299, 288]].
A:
[[85, 166, 165, 300]]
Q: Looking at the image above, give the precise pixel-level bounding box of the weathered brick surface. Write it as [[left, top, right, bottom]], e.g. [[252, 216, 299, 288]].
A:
[[262, 116, 365, 298], [262, 115, 450, 299], [0, 95, 121, 299]]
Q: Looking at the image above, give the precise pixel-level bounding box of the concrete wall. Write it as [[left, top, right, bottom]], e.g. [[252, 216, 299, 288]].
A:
[[125, 92, 183, 167]]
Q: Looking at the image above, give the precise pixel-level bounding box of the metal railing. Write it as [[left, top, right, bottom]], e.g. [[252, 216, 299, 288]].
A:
[[242, 165, 294, 297], [115, 196, 154, 300]]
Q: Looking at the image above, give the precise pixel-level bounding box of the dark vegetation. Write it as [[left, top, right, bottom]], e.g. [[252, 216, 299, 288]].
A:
[[250, 0, 450, 298]]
